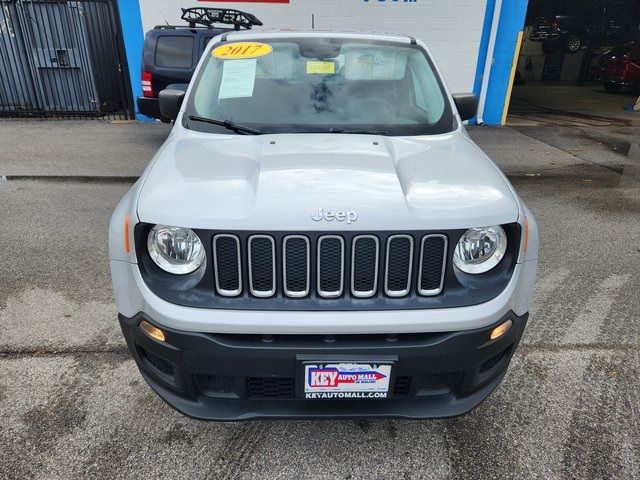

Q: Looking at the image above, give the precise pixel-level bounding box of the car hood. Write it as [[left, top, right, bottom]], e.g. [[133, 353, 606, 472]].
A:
[[137, 130, 520, 231]]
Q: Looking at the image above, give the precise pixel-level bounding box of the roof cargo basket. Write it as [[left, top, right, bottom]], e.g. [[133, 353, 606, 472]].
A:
[[180, 7, 263, 30]]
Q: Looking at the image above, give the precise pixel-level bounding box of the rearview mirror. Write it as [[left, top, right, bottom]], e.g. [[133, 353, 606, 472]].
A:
[[159, 89, 186, 121], [452, 93, 478, 122]]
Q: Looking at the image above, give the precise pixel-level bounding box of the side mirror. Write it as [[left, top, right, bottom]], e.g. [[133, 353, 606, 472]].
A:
[[452, 93, 478, 122], [159, 89, 186, 121]]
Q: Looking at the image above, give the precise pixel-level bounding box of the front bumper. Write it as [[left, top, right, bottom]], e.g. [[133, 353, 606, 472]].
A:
[[137, 97, 169, 122], [120, 311, 527, 420], [529, 32, 559, 42], [596, 71, 638, 85]]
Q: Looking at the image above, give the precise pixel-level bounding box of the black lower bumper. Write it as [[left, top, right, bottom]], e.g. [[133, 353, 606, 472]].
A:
[[119, 312, 527, 421], [136, 97, 170, 122], [529, 32, 559, 42]]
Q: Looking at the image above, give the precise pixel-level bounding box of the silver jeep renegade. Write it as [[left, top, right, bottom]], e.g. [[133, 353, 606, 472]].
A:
[[109, 31, 539, 420]]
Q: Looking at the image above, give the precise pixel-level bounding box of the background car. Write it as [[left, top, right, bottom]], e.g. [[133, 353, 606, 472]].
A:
[[529, 0, 639, 54], [138, 7, 262, 122], [597, 43, 640, 91]]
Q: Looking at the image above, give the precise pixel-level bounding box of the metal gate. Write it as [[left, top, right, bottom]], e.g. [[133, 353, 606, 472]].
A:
[[0, 0, 133, 118]]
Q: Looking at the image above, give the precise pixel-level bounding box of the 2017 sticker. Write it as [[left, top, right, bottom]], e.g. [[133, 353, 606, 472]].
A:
[[212, 42, 273, 60]]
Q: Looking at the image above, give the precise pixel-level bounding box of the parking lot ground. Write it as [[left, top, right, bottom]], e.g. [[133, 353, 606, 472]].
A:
[[0, 120, 639, 479], [507, 83, 640, 127]]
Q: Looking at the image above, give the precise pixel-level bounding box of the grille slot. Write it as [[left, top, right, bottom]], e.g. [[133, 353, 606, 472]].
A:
[[418, 372, 461, 395], [246, 377, 296, 399], [283, 236, 310, 298], [142, 349, 175, 377], [385, 235, 414, 297], [213, 234, 242, 297], [248, 235, 276, 297], [418, 235, 447, 296], [196, 374, 237, 397], [317, 236, 345, 298], [392, 376, 412, 397], [351, 235, 379, 298]]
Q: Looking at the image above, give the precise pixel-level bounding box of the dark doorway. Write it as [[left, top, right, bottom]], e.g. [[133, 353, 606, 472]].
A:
[[507, 0, 640, 126], [0, 0, 133, 118]]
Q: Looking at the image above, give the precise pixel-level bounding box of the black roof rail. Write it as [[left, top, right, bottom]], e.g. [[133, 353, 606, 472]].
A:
[[180, 7, 263, 30]]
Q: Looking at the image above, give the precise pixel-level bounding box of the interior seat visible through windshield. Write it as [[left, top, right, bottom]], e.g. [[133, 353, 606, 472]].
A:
[[187, 37, 454, 135]]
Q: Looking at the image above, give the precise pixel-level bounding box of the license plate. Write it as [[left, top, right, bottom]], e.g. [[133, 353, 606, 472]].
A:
[[303, 363, 392, 400]]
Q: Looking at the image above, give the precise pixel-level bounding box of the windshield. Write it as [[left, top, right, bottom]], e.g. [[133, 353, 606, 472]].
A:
[[186, 37, 454, 136]]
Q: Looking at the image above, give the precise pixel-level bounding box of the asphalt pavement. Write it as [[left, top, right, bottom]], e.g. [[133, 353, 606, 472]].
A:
[[0, 119, 639, 479]]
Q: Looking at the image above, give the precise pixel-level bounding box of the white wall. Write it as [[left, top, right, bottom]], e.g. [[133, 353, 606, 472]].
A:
[[139, 0, 487, 92]]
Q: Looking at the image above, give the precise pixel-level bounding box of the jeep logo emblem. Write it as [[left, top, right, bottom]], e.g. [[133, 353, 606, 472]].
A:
[[311, 208, 358, 224]]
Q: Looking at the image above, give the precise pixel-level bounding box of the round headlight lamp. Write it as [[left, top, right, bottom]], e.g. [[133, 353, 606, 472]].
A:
[[453, 225, 507, 274], [147, 225, 205, 275]]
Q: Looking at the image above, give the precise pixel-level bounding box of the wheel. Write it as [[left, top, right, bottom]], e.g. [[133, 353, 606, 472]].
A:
[[603, 82, 622, 92], [564, 35, 583, 54], [541, 41, 560, 55]]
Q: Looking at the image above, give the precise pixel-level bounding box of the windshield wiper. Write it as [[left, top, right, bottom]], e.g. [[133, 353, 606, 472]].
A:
[[327, 127, 390, 135], [188, 115, 262, 135]]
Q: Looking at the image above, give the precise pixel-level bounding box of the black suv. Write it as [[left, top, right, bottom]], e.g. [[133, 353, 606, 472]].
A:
[[530, 0, 639, 54], [138, 8, 262, 122]]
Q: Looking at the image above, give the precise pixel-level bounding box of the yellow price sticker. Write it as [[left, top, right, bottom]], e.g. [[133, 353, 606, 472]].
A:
[[307, 61, 336, 75], [212, 42, 273, 60]]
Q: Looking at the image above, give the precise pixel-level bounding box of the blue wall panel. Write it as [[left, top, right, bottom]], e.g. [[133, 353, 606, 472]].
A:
[[117, 0, 148, 121], [482, 0, 529, 125], [473, 0, 496, 103]]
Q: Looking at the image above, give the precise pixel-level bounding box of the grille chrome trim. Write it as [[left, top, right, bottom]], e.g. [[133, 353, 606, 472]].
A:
[[317, 235, 345, 298], [247, 235, 276, 298], [351, 235, 379, 298], [418, 234, 448, 296], [384, 234, 414, 297], [212, 234, 242, 297], [282, 235, 310, 298]]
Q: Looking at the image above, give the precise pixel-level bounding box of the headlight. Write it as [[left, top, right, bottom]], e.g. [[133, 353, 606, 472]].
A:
[[453, 225, 507, 274], [147, 225, 205, 275]]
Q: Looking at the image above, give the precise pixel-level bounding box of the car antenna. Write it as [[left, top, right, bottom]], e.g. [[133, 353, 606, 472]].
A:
[[311, 13, 315, 30], [158, 9, 169, 25]]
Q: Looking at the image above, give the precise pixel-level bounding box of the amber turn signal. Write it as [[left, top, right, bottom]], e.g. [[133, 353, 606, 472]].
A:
[[139, 320, 166, 342], [490, 319, 513, 340], [124, 215, 131, 254]]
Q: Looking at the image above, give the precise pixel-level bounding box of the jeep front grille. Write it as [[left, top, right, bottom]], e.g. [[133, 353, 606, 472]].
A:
[[211, 233, 447, 300], [351, 235, 379, 298], [213, 234, 242, 297], [385, 235, 413, 297], [248, 235, 276, 297], [283, 235, 310, 297], [317, 235, 345, 298], [418, 235, 448, 296]]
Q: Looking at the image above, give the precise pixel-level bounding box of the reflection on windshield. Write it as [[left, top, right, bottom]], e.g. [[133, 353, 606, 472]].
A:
[[189, 38, 453, 136]]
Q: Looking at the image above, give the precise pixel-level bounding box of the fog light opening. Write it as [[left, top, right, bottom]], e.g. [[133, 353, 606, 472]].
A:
[[490, 319, 513, 340], [140, 320, 166, 342]]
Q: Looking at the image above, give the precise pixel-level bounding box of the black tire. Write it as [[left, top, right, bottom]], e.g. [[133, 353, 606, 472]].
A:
[[564, 35, 583, 54], [603, 82, 622, 93], [541, 41, 560, 55]]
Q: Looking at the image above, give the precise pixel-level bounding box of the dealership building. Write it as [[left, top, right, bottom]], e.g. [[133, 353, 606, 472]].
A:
[[3, 0, 634, 125], [118, 0, 528, 125]]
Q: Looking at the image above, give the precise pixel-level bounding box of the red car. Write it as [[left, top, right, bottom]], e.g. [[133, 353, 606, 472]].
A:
[[597, 45, 640, 92]]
